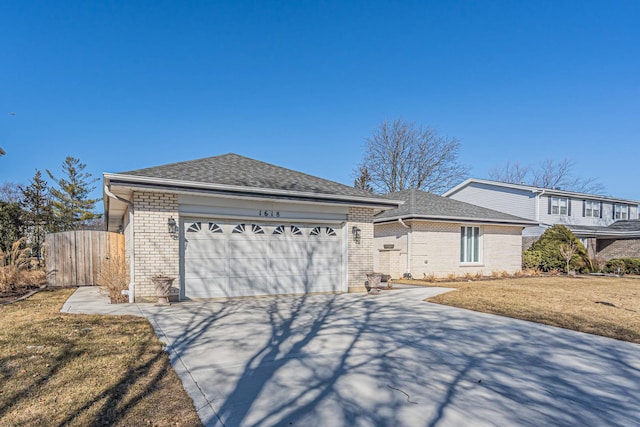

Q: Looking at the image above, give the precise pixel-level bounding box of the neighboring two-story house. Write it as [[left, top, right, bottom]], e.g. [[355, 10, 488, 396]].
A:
[[443, 179, 640, 260]]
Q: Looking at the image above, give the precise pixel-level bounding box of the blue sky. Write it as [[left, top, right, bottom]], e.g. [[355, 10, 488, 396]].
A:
[[1, 1, 639, 204]]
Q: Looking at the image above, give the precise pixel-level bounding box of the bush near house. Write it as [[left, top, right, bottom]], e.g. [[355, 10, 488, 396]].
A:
[[603, 258, 640, 275], [0, 238, 46, 295], [525, 225, 590, 272], [96, 254, 129, 303], [522, 250, 543, 270]]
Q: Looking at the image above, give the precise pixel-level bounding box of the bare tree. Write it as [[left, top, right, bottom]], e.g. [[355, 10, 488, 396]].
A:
[[357, 119, 469, 194], [532, 159, 573, 189], [489, 161, 531, 184], [0, 182, 22, 203], [559, 240, 579, 273], [490, 158, 605, 194]]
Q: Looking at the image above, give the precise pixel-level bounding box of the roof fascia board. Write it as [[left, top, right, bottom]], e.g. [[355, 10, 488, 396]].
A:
[[374, 214, 537, 227], [105, 176, 403, 209], [443, 178, 640, 205]]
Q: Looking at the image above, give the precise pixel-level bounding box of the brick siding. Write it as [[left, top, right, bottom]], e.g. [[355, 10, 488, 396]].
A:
[[347, 207, 374, 292], [596, 239, 640, 260], [132, 192, 180, 302]]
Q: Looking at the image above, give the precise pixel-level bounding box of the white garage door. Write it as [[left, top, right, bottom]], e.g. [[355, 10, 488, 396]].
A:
[[182, 220, 343, 299]]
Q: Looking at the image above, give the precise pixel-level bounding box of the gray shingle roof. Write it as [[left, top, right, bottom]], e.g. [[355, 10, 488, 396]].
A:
[[607, 220, 640, 232], [118, 153, 388, 200], [375, 188, 536, 225]]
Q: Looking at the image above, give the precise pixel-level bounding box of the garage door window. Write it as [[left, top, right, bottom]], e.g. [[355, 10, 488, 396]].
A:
[[251, 224, 265, 234], [187, 222, 201, 233], [310, 226, 337, 237], [290, 225, 302, 236], [208, 223, 223, 233]]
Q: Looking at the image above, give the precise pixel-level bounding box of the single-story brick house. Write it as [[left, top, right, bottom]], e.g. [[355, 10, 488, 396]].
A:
[[373, 189, 537, 279], [103, 153, 402, 302]]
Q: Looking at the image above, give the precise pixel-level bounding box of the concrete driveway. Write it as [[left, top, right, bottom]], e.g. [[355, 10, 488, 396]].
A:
[[64, 287, 640, 426]]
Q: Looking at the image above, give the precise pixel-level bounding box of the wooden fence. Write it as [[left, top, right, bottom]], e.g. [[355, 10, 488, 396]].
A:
[[45, 231, 125, 287]]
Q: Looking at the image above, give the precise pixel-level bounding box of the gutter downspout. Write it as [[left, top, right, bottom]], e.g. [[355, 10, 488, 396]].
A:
[[104, 185, 135, 303], [535, 189, 546, 223], [398, 218, 412, 277]]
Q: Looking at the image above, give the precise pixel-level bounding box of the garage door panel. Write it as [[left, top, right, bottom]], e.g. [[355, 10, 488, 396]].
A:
[[186, 277, 228, 299], [269, 240, 308, 257], [307, 243, 341, 257], [228, 258, 269, 277], [185, 257, 227, 277], [229, 277, 273, 295], [270, 257, 308, 275], [307, 256, 342, 272], [185, 240, 227, 257], [228, 239, 271, 256]]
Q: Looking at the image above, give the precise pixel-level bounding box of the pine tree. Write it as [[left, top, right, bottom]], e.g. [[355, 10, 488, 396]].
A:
[[47, 157, 102, 231], [20, 170, 55, 260], [353, 165, 374, 192], [0, 200, 25, 252]]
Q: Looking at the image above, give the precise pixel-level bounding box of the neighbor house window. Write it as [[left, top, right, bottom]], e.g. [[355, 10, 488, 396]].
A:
[[460, 226, 481, 263], [551, 197, 568, 215], [614, 204, 628, 220], [584, 200, 600, 218]]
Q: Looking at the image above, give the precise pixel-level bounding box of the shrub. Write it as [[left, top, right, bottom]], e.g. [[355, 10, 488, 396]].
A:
[[526, 225, 590, 273], [603, 258, 640, 275], [96, 254, 129, 303], [422, 273, 437, 282], [522, 250, 543, 270], [0, 239, 30, 292]]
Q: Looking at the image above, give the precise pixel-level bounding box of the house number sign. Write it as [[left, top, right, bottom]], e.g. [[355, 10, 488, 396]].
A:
[[258, 210, 280, 217]]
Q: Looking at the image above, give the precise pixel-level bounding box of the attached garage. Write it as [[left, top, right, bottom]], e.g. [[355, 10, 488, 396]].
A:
[[103, 153, 401, 302], [182, 220, 344, 299]]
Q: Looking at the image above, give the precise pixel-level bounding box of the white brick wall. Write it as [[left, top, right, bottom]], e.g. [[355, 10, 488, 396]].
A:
[[132, 191, 180, 302], [374, 220, 524, 279], [373, 222, 408, 278], [347, 207, 374, 292]]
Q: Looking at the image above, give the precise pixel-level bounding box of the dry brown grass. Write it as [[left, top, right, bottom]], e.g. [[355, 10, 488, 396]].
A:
[[0, 289, 202, 426], [417, 275, 640, 344]]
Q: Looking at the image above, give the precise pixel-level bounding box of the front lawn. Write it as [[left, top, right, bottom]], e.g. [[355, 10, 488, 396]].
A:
[[400, 275, 640, 343], [0, 289, 202, 426]]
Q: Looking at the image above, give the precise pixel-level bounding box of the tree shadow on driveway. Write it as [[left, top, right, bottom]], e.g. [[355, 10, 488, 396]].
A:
[[142, 289, 640, 427]]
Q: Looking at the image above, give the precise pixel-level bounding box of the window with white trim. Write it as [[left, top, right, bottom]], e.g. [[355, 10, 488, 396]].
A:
[[460, 226, 481, 263], [584, 201, 600, 218], [551, 197, 568, 215], [614, 204, 628, 220]]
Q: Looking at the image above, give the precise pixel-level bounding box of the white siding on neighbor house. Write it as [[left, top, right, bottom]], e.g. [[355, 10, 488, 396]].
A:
[[447, 182, 537, 220], [538, 196, 637, 227], [373, 220, 524, 279]]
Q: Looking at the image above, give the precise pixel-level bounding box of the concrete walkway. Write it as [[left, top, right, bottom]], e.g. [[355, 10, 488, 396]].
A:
[[62, 286, 640, 427]]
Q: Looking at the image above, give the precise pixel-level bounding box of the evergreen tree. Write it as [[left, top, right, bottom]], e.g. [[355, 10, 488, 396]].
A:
[[20, 170, 55, 260], [353, 165, 374, 192], [47, 157, 102, 231], [0, 200, 25, 252]]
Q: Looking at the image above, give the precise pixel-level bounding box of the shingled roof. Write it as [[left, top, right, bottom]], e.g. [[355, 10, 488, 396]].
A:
[[375, 188, 537, 225], [111, 153, 395, 202]]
